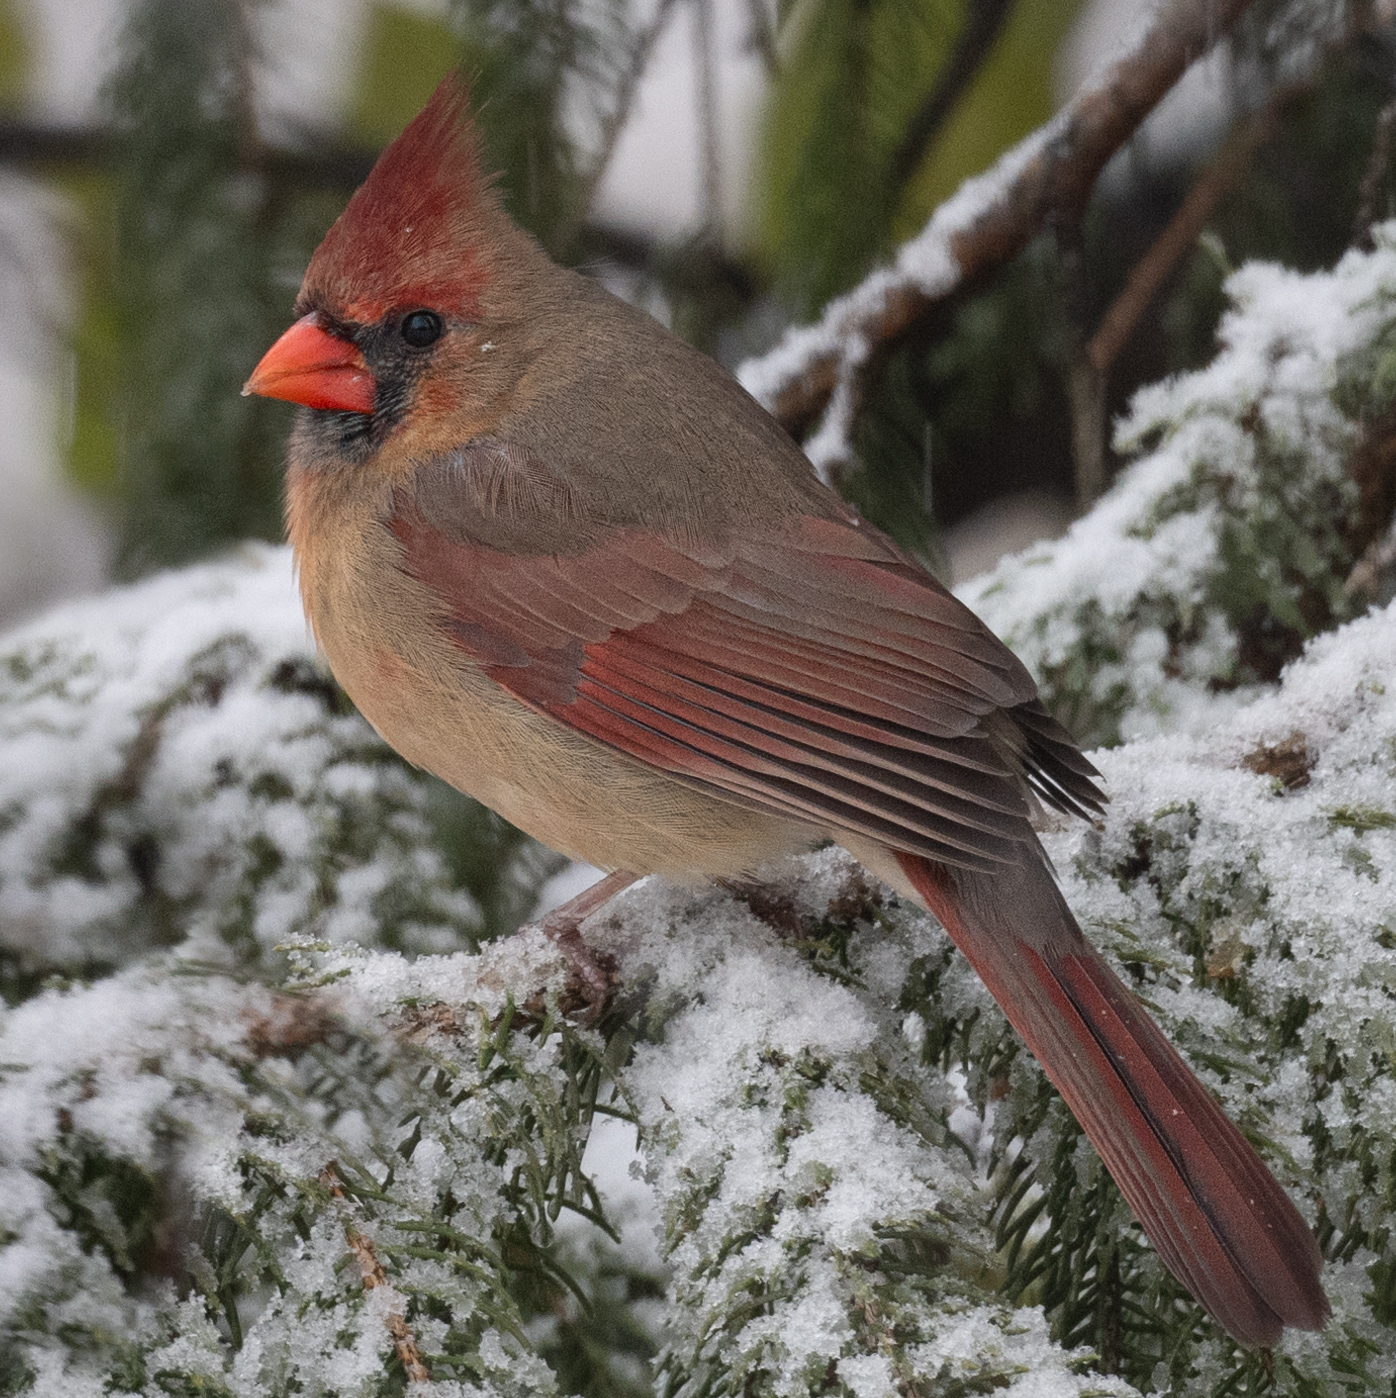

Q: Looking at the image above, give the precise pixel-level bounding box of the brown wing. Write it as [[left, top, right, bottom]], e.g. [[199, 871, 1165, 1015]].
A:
[[390, 441, 1104, 872]]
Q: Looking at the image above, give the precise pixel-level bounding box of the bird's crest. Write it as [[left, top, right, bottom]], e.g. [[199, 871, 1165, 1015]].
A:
[[300, 73, 499, 325]]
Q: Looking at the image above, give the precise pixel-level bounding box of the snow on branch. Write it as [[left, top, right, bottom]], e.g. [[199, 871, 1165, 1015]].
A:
[[737, 0, 1261, 482], [960, 226, 1396, 748], [0, 544, 556, 986]]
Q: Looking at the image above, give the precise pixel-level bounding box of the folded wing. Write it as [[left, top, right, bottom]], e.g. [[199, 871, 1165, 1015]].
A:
[[389, 442, 1103, 872]]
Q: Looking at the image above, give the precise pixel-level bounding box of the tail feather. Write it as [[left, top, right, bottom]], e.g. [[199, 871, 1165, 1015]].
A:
[[898, 850, 1329, 1347]]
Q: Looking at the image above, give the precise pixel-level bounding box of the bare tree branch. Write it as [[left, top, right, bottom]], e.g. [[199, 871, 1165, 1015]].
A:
[[0, 115, 766, 292], [0, 118, 382, 191], [740, 0, 1262, 449], [1055, 218, 1108, 506], [1086, 103, 1278, 378]]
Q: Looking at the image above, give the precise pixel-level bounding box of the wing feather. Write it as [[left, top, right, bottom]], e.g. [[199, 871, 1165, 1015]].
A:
[[388, 446, 1105, 868]]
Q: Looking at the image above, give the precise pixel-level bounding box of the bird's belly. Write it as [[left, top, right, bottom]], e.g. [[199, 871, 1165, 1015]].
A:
[[297, 510, 814, 879]]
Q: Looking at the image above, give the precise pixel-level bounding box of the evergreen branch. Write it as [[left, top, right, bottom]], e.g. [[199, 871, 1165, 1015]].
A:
[[321, 1161, 433, 1384]]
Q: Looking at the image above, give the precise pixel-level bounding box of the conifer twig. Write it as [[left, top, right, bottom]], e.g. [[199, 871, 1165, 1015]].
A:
[[321, 1162, 432, 1384]]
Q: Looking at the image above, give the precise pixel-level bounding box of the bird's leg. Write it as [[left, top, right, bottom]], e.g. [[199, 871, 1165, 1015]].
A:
[[534, 869, 638, 1020]]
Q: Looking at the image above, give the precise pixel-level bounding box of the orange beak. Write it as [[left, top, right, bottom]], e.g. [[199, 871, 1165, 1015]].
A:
[[242, 314, 377, 414]]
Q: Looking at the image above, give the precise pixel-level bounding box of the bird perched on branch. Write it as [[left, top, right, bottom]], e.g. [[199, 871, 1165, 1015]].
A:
[[245, 75, 1328, 1346]]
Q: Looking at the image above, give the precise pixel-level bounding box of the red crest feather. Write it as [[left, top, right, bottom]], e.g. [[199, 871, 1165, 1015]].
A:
[[301, 73, 498, 324]]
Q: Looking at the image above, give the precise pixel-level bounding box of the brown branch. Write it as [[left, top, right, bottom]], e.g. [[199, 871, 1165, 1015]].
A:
[[0, 116, 761, 292], [320, 1163, 432, 1385], [888, 0, 1017, 193], [1056, 217, 1108, 506], [1086, 103, 1278, 377], [0, 118, 379, 191], [753, 0, 1262, 440]]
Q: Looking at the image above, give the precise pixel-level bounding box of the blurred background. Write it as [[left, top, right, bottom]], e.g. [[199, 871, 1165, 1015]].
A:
[[0, 0, 1390, 624]]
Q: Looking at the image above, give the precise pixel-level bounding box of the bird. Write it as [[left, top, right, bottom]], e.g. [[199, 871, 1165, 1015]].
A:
[[244, 74, 1328, 1347]]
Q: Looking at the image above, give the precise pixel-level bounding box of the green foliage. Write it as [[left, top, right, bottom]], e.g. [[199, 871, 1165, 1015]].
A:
[[36, 1139, 163, 1282], [895, 0, 1081, 231], [0, 0, 27, 111], [756, 0, 1081, 316], [350, 3, 459, 148], [1217, 30, 1396, 275], [86, 0, 292, 576], [757, 0, 908, 315]]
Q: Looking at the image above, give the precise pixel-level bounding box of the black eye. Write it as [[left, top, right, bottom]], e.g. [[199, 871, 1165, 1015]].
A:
[[400, 310, 443, 348]]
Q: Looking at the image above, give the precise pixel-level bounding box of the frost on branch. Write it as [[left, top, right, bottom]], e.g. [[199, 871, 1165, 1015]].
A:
[[0, 929, 611, 1394], [960, 228, 1396, 748], [578, 862, 1137, 1398]]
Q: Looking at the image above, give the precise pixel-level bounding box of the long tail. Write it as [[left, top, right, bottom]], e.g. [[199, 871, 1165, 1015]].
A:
[[898, 850, 1329, 1347]]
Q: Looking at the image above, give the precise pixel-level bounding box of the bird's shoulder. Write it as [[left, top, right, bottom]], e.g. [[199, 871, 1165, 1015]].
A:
[[490, 270, 832, 533]]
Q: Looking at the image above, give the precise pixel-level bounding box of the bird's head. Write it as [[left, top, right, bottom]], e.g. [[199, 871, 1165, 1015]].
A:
[[245, 74, 541, 469]]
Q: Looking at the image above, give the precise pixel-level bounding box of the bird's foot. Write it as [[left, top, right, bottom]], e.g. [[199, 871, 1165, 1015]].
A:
[[531, 869, 637, 1023]]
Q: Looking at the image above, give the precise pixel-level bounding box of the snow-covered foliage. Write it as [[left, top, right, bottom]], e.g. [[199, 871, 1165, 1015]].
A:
[[6, 228, 1396, 1389], [575, 589, 1396, 1395], [0, 544, 555, 993], [0, 928, 614, 1395], [961, 229, 1396, 748], [582, 861, 1137, 1398]]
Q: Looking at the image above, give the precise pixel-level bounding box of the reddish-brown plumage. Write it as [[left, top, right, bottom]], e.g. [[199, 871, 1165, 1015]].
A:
[[299, 79, 494, 324], [246, 74, 1330, 1346], [901, 854, 1328, 1345]]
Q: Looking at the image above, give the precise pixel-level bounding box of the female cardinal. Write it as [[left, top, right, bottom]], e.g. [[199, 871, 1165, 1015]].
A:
[[244, 76, 1328, 1345]]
